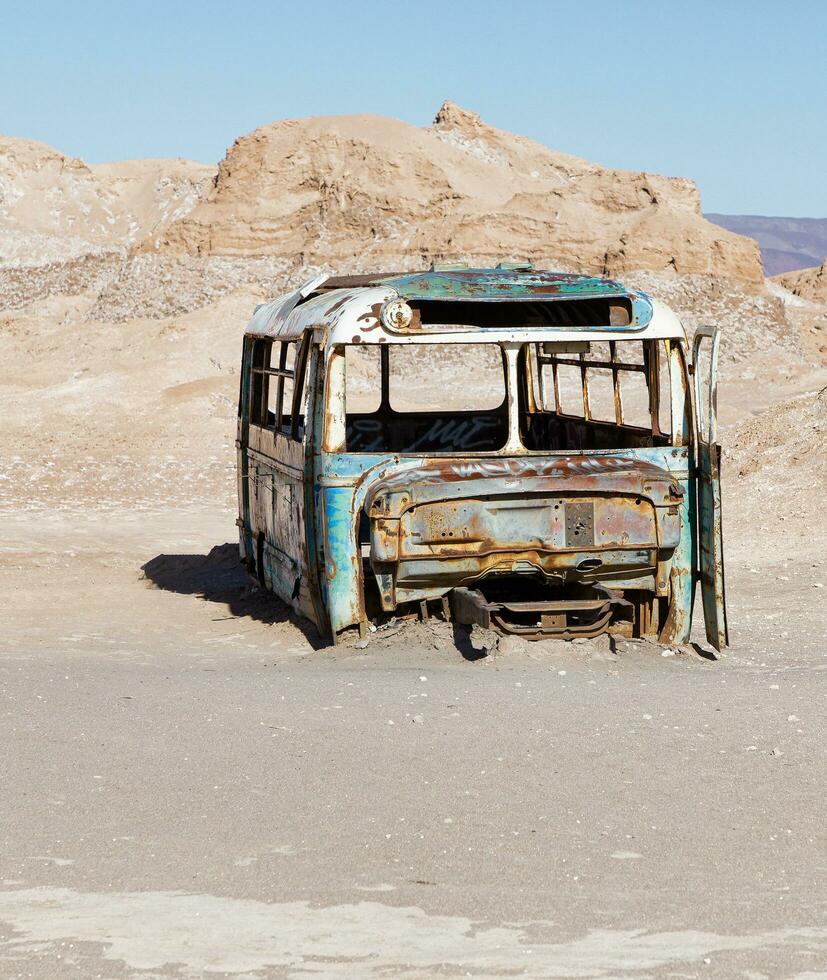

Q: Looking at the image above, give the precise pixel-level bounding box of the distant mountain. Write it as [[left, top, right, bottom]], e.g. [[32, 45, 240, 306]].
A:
[[705, 214, 827, 276]]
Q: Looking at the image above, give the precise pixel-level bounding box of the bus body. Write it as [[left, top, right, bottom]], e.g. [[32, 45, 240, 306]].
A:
[[236, 267, 728, 649]]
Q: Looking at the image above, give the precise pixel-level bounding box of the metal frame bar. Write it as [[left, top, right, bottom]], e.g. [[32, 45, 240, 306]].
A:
[[610, 341, 622, 425], [542, 356, 646, 372]]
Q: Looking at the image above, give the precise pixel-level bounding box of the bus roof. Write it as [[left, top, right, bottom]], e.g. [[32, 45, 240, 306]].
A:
[[244, 267, 686, 345]]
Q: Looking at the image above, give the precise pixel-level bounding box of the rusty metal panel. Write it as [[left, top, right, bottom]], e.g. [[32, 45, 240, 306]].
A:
[[244, 422, 311, 616], [565, 501, 594, 547], [369, 271, 653, 331], [692, 325, 729, 651], [237, 338, 253, 564], [312, 444, 695, 639], [366, 457, 682, 616], [396, 494, 661, 557], [697, 442, 729, 650]]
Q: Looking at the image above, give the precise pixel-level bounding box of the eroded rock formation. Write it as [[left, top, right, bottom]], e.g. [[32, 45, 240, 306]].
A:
[[158, 101, 763, 283]]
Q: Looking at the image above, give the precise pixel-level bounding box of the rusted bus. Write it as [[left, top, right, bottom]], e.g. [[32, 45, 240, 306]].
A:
[[236, 265, 729, 650]]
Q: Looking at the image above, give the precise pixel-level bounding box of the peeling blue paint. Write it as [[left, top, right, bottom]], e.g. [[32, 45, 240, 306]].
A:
[[374, 269, 653, 329]]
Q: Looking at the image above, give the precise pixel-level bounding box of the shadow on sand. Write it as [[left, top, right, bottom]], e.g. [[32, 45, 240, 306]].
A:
[[140, 543, 326, 649], [141, 546, 713, 663]]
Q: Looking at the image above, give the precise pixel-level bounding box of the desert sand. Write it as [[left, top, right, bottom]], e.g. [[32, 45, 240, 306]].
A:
[[1, 103, 826, 977]]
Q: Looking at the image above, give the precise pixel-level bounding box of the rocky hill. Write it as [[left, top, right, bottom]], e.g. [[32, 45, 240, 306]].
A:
[[0, 135, 214, 267], [1, 102, 823, 375], [776, 260, 827, 304], [1, 102, 825, 521], [159, 101, 763, 284]]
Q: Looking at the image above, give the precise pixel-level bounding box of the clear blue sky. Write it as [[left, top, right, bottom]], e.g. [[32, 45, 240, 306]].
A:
[[3, 0, 825, 216]]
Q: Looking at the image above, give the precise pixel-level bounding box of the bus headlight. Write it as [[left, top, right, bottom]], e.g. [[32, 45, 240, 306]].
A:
[[380, 298, 413, 331]]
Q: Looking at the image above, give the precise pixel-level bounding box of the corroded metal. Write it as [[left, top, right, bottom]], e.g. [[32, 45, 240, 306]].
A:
[[236, 266, 728, 649], [362, 454, 682, 612], [693, 325, 729, 650], [450, 585, 630, 640]]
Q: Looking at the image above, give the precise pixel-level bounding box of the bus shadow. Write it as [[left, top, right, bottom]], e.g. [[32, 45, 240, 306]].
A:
[[140, 543, 326, 648]]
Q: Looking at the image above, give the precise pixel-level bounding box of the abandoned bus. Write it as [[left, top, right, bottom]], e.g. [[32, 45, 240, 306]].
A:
[[236, 266, 728, 649]]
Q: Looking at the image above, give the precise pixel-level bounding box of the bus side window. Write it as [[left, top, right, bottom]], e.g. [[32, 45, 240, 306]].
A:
[[238, 338, 251, 419], [266, 342, 283, 428], [250, 339, 271, 425], [260, 336, 311, 440], [614, 340, 650, 429], [288, 335, 311, 441], [279, 343, 295, 433], [655, 340, 672, 438]]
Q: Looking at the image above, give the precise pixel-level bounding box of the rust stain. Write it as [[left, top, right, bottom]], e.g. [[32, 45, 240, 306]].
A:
[[355, 302, 384, 331], [324, 295, 351, 317]]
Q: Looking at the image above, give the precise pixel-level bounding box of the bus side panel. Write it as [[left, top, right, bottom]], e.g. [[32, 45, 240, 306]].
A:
[[248, 427, 312, 616], [237, 338, 253, 566], [303, 344, 330, 637]]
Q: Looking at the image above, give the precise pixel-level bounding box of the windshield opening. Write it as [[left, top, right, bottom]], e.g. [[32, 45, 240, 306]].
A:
[[345, 344, 508, 452], [518, 339, 673, 451], [338, 338, 675, 454]]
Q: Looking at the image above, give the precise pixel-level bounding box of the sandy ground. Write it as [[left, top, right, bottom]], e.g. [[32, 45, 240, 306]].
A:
[[1, 487, 825, 978], [1, 281, 826, 976], [3, 92, 827, 975]]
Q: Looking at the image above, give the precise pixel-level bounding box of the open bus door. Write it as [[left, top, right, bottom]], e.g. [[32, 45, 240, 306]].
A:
[[693, 325, 729, 651]]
